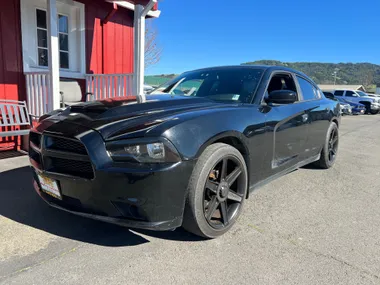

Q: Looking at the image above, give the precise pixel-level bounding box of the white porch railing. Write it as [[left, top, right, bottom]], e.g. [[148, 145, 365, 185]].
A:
[[85, 74, 134, 101], [24, 72, 135, 118], [25, 72, 52, 118]]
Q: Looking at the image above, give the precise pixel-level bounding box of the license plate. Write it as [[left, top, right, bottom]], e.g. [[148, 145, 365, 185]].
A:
[[37, 174, 62, 199]]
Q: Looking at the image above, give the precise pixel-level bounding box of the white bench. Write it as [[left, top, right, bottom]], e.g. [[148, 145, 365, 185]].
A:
[[0, 100, 31, 137]]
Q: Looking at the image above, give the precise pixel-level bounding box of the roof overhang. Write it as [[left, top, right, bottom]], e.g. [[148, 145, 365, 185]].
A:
[[106, 1, 161, 18]]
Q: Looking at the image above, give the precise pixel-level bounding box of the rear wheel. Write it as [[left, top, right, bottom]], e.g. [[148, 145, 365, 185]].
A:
[[370, 109, 379, 115], [182, 143, 248, 238], [313, 122, 339, 169]]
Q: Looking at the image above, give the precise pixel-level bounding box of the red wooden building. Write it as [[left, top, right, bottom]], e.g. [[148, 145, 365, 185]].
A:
[[0, 0, 160, 150]]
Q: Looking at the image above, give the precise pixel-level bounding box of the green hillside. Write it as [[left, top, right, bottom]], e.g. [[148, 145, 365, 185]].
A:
[[145, 61, 380, 92], [242, 60, 380, 90]]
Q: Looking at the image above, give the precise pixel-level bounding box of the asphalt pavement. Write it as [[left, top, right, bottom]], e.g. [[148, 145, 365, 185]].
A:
[[1, 115, 380, 285]]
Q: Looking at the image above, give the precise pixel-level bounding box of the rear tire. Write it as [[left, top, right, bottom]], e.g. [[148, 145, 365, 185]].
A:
[[182, 143, 248, 238], [370, 109, 379, 115], [313, 122, 339, 169]]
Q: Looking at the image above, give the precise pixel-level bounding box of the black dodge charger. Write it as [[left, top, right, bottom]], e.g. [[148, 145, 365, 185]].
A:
[[29, 65, 340, 238]]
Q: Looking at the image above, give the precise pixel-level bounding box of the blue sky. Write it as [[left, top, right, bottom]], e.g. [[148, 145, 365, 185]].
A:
[[146, 0, 380, 75]]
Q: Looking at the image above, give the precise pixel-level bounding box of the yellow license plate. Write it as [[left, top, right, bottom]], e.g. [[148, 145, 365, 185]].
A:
[[37, 174, 61, 199]]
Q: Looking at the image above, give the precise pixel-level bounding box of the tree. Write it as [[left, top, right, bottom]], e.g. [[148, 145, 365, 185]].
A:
[[145, 21, 162, 69]]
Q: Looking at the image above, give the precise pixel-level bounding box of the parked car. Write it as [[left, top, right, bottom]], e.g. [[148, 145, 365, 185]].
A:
[[323, 92, 365, 115], [323, 92, 351, 115], [144, 84, 154, 93], [29, 65, 341, 238], [323, 89, 380, 114]]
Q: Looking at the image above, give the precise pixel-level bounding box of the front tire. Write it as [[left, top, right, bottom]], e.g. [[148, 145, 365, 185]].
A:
[[314, 122, 339, 169], [182, 143, 248, 238], [370, 109, 379, 115]]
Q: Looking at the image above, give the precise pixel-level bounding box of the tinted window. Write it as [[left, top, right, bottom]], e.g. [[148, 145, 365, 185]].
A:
[[297, 76, 318, 100], [151, 68, 264, 103], [171, 79, 204, 96], [334, 90, 344, 96], [345, 91, 355, 97]]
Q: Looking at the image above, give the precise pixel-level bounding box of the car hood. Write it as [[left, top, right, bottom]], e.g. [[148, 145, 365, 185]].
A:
[[39, 95, 238, 140]]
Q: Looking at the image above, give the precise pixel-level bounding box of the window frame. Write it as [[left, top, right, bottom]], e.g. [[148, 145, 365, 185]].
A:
[[261, 71, 301, 105], [58, 13, 70, 70], [294, 75, 321, 102], [20, 0, 86, 79], [35, 8, 70, 70]]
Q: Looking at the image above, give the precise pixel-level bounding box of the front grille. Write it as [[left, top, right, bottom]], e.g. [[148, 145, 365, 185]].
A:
[[30, 132, 42, 148], [45, 157, 94, 179], [45, 136, 87, 155], [29, 146, 42, 166]]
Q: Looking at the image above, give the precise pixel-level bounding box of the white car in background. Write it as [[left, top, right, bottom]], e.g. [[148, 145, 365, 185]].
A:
[[144, 84, 154, 93]]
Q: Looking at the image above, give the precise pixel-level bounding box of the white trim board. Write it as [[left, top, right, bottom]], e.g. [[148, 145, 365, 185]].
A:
[[107, 1, 161, 18]]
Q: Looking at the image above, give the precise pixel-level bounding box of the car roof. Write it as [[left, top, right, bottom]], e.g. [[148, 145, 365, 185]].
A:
[[186, 65, 311, 79]]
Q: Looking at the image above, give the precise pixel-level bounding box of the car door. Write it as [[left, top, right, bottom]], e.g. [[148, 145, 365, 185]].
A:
[[295, 76, 330, 157], [263, 72, 310, 176]]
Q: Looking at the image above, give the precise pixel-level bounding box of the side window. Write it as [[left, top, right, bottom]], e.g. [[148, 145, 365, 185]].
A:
[[334, 90, 344, 96], [170, 79, 203, 96], [266, 73, 298, 101], [345, 91, 355, 97], [296, 76, 318, 101]]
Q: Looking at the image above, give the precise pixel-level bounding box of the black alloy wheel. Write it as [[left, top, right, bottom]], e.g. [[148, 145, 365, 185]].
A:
[[312, 122, 339, 169], [328, 127, 338, 164], [182, 143, 248, 238], [203, 156, 245, 229]]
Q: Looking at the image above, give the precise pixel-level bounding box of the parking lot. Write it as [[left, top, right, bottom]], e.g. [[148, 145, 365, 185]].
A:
[[1, 115, 380, 285]]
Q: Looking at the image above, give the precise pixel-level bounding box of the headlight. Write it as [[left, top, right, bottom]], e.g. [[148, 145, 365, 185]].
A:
[[106, 139, 181, 163]]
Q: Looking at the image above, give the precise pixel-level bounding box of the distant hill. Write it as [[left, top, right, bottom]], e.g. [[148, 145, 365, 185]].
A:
[[145, 61, 380, 92], [145, 74, 178, 87], [242, 60, 380, 91]]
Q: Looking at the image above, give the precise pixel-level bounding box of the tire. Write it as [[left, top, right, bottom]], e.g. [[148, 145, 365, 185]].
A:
[[182, 143, 248, 238], [313, 122, 339, 169], [370, 109, 379, 115]]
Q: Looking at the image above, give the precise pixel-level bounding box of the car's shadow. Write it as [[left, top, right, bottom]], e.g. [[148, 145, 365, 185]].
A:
[[0, 166, 202, 247]]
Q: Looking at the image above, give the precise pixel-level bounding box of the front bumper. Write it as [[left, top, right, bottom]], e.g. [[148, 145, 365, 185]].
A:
[[352, 107, 365, 114], [30, 122, 195, 231], [371, 103, 380, 110]]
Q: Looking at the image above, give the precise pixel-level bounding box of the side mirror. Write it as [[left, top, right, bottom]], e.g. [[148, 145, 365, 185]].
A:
[[266, 90, 297, 104]]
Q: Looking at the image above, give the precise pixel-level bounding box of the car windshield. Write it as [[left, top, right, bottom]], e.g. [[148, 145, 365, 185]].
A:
[[356, 91, 368, 97], [150, 68, 264, 103]]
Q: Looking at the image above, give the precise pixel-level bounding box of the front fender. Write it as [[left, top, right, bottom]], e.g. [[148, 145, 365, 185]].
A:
[[162, 112, 251, 160]]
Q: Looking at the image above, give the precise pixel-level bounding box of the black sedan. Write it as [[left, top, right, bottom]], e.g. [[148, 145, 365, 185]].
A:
[[29, 66, 341, 238]]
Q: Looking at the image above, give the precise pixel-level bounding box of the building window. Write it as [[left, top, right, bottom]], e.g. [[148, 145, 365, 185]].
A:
[[36, 9, 48, 67], [36, 9, 70, 69]]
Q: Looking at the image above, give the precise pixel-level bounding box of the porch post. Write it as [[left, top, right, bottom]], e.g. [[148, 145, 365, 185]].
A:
[[133, 4, 144, 102], [47, 0, 61, 111], [133, 0, 157, 103]]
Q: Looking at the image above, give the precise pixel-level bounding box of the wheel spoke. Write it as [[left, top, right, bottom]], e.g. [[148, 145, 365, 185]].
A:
[[332, 136, 338, 145], [227, 190, 243, 203], [205, 196, 219, 221], [220, 201, 229, 225], [220, 158, 228, 179], [330, 129, 335, 140], [205, 180, 218, 193], [331, 148, 336, 155], [226, 166, 242, 186]]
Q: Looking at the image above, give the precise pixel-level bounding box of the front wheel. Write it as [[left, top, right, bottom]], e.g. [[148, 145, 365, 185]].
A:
[[313, 122, 339, 169], [370, 109, 379, 115], [182, 143, 248, 238]]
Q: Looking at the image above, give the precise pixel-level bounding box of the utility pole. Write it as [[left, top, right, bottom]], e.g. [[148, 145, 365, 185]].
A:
[[333, 68, 339, 85]]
